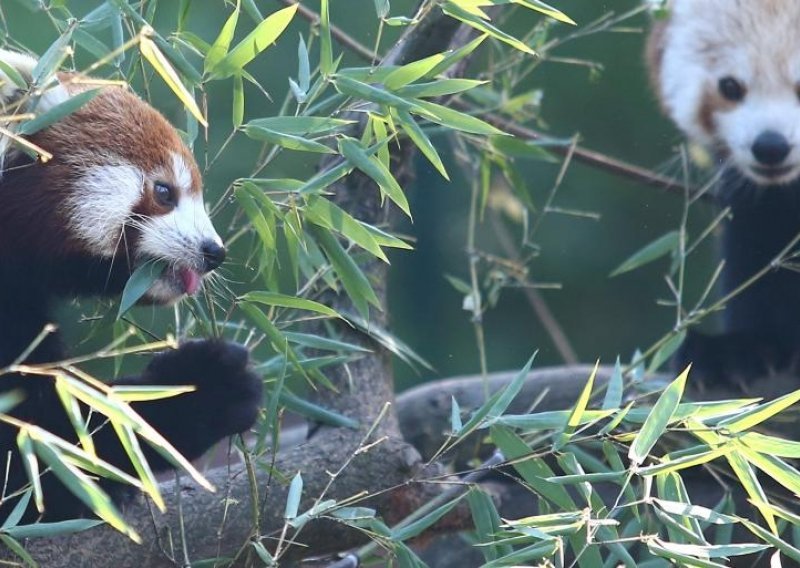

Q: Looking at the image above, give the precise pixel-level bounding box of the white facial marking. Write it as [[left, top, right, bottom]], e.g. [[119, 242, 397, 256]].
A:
[[66, 164, 144, 256], [138, 193, 222, 268], [171, 152, 193, 192]]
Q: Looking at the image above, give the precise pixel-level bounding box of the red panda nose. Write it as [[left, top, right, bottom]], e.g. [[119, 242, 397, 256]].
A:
[[201, 241, 226, 272], [752, 130, 791, 166]]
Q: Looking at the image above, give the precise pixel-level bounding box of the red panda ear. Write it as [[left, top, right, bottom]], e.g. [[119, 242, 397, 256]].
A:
[[645, 19, 669, 110]]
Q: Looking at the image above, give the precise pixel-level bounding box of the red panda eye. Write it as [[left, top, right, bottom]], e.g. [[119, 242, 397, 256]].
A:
[[153, 182, 177, 207], [718, 76, 746, 102]]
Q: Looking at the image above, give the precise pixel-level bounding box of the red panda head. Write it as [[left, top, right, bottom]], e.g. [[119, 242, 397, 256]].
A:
[[0, 52, 223, 304], [648, 0, 800, 186]]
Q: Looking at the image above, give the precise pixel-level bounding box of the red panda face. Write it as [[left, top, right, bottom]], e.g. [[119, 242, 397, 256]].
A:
[[651, 0, 800, 186], [5, 80, 224, 305]]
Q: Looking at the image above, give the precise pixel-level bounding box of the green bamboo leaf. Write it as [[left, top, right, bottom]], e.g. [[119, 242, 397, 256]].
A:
[[110, 385, 195, 402], [244, 124, 334, 153], [297, 34, 310, 93], [554, 361, 598, 450], [491, 426, 576, 510], [117, 260, 168, 319], [363, 224, 412, 250], [740, 432, 800, 458], [110, 422, 165, 512], [234, 184, 275, 249], [602, 357, 623, 410], [413, 99, 504, 135], [239, 291, 340, 319], [54, 376, 94, 456], [19, 89, 102, 135], [333, 75, 426, 114], [740, 520, 800, 562], [374, 0, 390, 18], [492, 409, 613, 431], [298, 161, 354, 195], [393, 109, 448, 180], [31, 438, 137, 540], [339, 137, 410, 217], [304, 195, 388, 262], [740, 448, 800, 496], [652, 498, 737, 525], [247, 116, 355, 135], [396, 78, 486, 98], [309, 224, 380, 318], [32, 23, 75, 84], [140, 35, 206, 126], [425, 34, 487, 78], [726, 450, 776, 533], [442, 2, 535, 55], [0, 534, 36, 567], [450, 397, 462, 433], [392, 493, 466, 541], [58, 377, 213, 493], [370, 115, 391, 168], [232, 74, 244, 127], [16, 430, 43, 513], [284, 332, 371, 353], [718, 388, 800, 433], [204, 3, 240, 73], [611, 231, 680, 277], [646, 541, 730, 568], [344, 312, 433, 372], [384, 54, 446, 91], [0, 490, 31, 530], [211, 5, 297, 78], [629, 366, 688, 465], [4, 519, 103, 540], [482, 542, 559, 568], [0, 60, 28, 90], [512, 0, 576, 24], [285, 472, 303, 519], [467, 489, 511, 561], [319, 0, 333, 74], [278, 391, 359, 429], [648, 330, 687, 373]]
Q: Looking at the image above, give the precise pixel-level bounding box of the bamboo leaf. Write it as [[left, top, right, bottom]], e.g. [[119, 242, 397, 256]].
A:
[[204, 3, 240, 73], [19, 89, 102, 135], [393, 109, 448, 179], [339, 137, 410, 217], [140, 35, 206, 126], [629, 366, 689, 465], [285, 472, 303, 519], [319, 0, 333, 74], [117, 260, 168, 319], [611, 231, 679, 277], [239, 291, 340, 319], [211, 5, 297, 78]]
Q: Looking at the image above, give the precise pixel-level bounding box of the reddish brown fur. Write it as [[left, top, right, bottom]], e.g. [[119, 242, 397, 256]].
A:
[[0, 84, 202, 260]]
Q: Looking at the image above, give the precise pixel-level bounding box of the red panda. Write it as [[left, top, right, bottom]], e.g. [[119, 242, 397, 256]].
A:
[[647, 1, 800, 383], [0, 49, 262, 519]]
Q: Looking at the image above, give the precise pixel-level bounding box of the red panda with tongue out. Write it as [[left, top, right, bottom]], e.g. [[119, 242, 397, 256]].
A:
[[0, 49, 262, 519]]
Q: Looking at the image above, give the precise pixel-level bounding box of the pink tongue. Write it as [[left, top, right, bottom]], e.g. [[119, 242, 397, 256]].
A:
[[178, 267, 201, 295]]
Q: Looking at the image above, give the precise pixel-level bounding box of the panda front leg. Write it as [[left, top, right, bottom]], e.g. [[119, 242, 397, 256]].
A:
[[110, 339, 263, 469]]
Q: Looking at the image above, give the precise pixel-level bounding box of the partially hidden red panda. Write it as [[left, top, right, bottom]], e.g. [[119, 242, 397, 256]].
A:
[[647, 0, 800, 385], [0, 49, 262, 519]]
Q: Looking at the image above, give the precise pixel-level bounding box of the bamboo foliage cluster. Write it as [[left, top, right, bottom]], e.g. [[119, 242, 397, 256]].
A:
[[1, 1, 800, 567]]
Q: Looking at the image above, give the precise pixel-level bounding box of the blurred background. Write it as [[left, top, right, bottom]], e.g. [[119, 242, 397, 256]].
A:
[[1, 0, 714, 390]]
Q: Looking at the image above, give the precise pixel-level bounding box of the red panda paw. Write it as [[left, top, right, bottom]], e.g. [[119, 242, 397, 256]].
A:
[[134, 340, 263, 457]]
